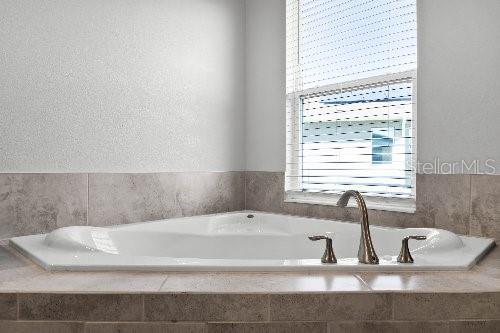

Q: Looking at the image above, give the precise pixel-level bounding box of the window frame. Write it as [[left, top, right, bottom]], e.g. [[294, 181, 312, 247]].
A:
[[285, 70, 417, 213]]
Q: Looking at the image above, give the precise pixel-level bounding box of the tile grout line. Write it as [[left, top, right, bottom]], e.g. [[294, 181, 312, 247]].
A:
[[86, 173, 90, 226], [391, 292, 395, 320], [468, 174, 472, 236], [141, 294, 145, 321], [267, 294, 271, 322]]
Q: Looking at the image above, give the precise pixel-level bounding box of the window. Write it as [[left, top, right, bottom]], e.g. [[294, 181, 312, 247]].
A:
[[372, 127, 394, 164], [286, 0, 417, 212]]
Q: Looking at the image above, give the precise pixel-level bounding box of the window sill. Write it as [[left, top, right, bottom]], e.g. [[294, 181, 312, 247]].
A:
[[284, 191, 416, 213]]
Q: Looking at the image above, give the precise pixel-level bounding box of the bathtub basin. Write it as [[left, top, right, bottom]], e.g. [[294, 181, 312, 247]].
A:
[[10, 211, 495, 271]]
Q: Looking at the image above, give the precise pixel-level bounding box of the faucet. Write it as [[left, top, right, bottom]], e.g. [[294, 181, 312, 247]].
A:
[[337, 190, 379, 264]]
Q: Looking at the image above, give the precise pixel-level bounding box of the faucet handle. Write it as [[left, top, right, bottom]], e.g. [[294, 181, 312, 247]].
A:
[[397, 235, 427, 263], [308, 235, 337, 264]]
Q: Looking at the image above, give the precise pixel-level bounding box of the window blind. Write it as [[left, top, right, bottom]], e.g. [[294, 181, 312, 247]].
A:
[[286, 0, 417, 211]]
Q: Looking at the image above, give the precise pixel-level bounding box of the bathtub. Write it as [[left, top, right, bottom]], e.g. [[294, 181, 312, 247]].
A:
[[10, 211, 495, 272]]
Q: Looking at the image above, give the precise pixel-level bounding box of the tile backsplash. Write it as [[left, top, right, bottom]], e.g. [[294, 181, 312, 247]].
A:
[[88, 172, 245, 227], [246, 172, 500, 241], [0, 171, 498, 241], [0, 172, 244, 239], [0, 174, 87, 238]]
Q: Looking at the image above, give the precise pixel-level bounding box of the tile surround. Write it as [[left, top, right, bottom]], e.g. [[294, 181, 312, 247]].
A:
[[270, 293, 392, 321], [0, 293, 17, 320], [415, 174, 471, 234], [159, 273, 369, 293], [448, 320, 500, 333], [5, 292, 500, 332], [327, 320, 450, 333], [0, 321, 84, 333], [0, 174, 87, 238], [18, 294, 143, 321], [245, 171, 500, 240], [144, 294, 269, 322], [356, 271, 500, 292], [1, 320, 499, 333], [88, 172, 245, 227], [208, 322, 327, 333], [471, 174, 500, 241], [393, 292, 500, 321], [0, 172, 498, 330], [0, 171, 498, 240], [84, 322, 207, 333], [0, 172, 245, 239]]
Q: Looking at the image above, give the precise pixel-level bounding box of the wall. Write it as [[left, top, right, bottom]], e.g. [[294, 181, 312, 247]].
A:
[[244, 0, 500, 173], [0, 0, 246, 172], [244, 0, 286, 172]]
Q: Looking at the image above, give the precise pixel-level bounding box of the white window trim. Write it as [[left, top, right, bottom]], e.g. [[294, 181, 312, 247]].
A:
[[284, 191, 416, 213], [285, 70, 417, 213]]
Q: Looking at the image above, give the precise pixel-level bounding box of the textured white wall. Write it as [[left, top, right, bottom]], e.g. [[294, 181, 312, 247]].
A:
[[244, 0, 500, 174], [417, 0, 500, 174], [0, 0, 245, 172], [244, 0, 286, 172], [2, 0, 499, 174]]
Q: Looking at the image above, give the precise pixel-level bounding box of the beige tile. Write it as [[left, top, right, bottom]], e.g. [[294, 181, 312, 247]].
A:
[[18, 294, 142, 321], [448, 320, 500, 333], [474, 262, 500, 281], [89, 172, 244, 227], [0, 245, 47, 293], [0, 321, 83, 333], [244, 172, 477, 234], [0, 244, 31, 270], [393, 292, 500, 320], [368, 210, 418, 229], [84, 322, 207, 333], [270, 293, 392, 321], [473, 247, 500, 279], [0, 245, 168, 292], [357, 272, 500, 292], [415, 174, 471, 234], [0, 174, 87, 238], [0, 265, 45, 293], [0, 271, 168, 293], [159, 273, 368, 293], [144, 294, 269, 322], [471, 175, 500, 241], [245, 171, 284, 213], [0, 294, 17, 320], [208, 322, 327, 333], [328, 321, 449, 333]]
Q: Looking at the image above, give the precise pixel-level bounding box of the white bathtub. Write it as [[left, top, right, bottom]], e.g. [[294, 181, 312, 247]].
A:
[[10, 211, 495, 272]]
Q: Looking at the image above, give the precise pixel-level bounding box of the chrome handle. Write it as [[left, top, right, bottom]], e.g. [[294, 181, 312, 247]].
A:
[[309, 235, 337, 264], [397, 235, 427, 263]]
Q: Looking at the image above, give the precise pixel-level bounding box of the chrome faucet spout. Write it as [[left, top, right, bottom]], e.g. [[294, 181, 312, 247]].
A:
[[337, 190, 379, 264]]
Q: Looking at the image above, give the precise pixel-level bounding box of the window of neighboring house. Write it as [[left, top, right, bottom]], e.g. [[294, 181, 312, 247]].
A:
[[285, 0, 417, 212], [372, 127, 394, 164]]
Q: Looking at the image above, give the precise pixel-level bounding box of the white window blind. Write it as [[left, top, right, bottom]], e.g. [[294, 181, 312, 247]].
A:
[[286, 0, 417, 212]]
